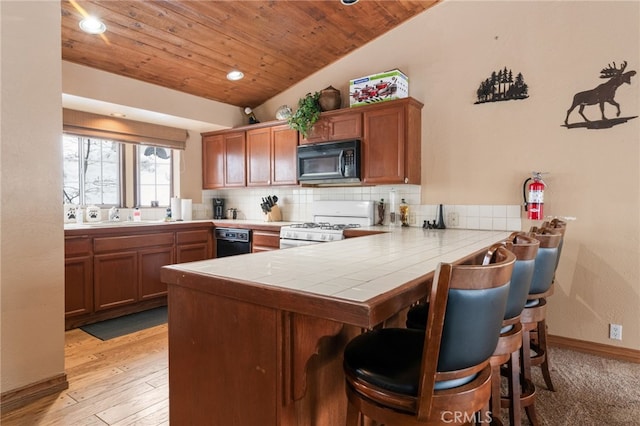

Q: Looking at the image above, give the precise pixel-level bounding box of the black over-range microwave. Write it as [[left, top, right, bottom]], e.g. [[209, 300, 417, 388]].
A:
[[297, 139, 361, 184]]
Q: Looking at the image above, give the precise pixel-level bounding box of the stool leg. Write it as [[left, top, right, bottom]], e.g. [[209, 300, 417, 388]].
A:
[[521, 325, 539, 426], [490, 360, 503, 425], [507, 348, 521, 426], [346, 400, 360, 426], [537, 319, 555, 391]]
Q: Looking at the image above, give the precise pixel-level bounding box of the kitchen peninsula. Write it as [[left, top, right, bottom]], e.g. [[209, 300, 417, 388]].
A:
[[161, 228, 511, 425]]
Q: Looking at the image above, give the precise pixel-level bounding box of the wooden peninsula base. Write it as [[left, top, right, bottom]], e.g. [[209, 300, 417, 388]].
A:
[[168, 283, 361, 425], [162, 229, 511, 425]]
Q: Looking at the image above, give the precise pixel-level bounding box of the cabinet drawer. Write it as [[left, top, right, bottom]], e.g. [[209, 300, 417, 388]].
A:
[[252, 231, 280, 249], [94, 233, 174, 253], [65, 236, 92, 257], [176, 229, 211, 245]]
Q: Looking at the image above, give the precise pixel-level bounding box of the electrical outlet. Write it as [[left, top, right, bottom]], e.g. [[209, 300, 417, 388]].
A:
[[447, 212, 459, 227], [609, 324, 623, 340]]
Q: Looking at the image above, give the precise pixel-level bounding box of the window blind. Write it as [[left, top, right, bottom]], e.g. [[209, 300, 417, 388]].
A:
[[63, 108, 188, 150]]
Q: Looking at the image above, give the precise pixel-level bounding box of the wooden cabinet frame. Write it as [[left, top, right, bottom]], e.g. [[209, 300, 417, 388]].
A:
[[64, 223, 214, 329]]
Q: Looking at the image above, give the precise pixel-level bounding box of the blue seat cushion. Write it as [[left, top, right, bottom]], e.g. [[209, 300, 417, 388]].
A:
[[343, 328, 476, 395]]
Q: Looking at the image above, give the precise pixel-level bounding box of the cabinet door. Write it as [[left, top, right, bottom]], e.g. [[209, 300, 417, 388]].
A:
[[362, 105, 405, 184], [271, 125, 298, 185], [176, 229, 213, 262], [65, 255, 93, 317], [94, 251, 138, 311], [224, 132, 246, 187], [139, 246, 174, 300], [246, 127, 272, 186], [252, 230, 281, 252], [202, 134, 225, 189], [177, 243, 211, 263], [301, 112, 362, 144]]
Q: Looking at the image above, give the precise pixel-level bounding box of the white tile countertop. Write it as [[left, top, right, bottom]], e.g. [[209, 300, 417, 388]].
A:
[[161, 228, 512, 327]]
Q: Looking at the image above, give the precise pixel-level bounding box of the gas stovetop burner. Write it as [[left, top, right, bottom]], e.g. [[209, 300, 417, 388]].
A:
[[289, 222, 361, 230], [320, 223, 361, 230]]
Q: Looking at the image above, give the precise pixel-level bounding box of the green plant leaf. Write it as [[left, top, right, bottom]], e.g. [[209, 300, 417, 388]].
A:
[[287, 92, 321, 138]]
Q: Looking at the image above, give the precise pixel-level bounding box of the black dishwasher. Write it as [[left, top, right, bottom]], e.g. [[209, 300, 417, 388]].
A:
[[215, 228, 252, 257]]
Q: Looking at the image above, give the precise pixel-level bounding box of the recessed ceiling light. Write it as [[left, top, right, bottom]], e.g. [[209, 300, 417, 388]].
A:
[[226, 70, 244, 81], [79, 16, 106, 34], [340, 0, 359, 5]]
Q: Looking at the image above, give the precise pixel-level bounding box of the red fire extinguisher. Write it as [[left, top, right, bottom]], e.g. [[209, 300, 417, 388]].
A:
[[523, 172, 546, 220]]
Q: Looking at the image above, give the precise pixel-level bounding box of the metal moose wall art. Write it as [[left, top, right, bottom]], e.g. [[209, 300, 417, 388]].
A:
[[475, 67, 529, 104], [564, 61, 636, 129]]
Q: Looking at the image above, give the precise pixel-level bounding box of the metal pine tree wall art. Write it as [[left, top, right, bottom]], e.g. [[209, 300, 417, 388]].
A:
[[475, 66, 529, 104], [564, 61, 637, 129]]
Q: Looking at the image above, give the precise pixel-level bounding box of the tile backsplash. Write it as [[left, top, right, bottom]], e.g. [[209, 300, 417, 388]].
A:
[[203, 185, 523, 231], [78, 185, 522, 231]]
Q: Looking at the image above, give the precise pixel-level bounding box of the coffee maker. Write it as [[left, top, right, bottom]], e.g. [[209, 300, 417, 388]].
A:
[[213, 199, 225, 219]]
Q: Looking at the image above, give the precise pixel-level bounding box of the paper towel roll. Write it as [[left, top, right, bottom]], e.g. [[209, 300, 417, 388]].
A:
[[171, 197, 182, 221], [181, 199, 192, 221]]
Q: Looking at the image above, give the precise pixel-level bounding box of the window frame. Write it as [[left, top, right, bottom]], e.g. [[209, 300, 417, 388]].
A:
[[63, 133, 125, 207], [134, 145, 175, 208]]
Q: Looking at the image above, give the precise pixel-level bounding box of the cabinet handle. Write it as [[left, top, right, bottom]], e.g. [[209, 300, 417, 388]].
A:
[[404, 177, 409, 184]]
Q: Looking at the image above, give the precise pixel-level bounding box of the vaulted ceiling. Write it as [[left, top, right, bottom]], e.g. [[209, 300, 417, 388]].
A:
[[61, 1, 440, 108]]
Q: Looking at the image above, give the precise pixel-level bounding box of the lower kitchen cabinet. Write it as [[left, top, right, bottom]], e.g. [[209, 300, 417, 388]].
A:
[[139, 247, 175, 300], [94, 251, 139, 311], [65, 235, 93, 318], [176, 228, 214, 262], [252, 229, 281, 252], [65, 223, 214, 329]]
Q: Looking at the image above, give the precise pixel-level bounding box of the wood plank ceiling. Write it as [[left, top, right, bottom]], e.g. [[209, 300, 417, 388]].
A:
[[61, 1, 439, 108]]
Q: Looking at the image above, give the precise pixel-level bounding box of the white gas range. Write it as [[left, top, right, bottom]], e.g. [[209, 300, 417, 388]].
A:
[[279, 200, 376, 249]]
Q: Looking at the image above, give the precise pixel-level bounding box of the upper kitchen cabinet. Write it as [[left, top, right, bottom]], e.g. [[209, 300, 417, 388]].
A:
[[247, 123, 298, 186], [202, 130, 246, 189], [362, 98, 423, 185], [300, 110, 362, 145]]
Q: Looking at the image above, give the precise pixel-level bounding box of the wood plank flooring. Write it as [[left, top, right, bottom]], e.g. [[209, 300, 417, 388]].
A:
[[1, 324, 169, 425]]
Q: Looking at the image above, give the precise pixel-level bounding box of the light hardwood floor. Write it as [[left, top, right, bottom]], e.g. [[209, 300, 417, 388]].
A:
[[1, 325, 169, 425]]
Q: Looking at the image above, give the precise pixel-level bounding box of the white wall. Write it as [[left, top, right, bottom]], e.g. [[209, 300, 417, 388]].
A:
[[258, 1, 640, 350], [62, 62, 242, 203], [1, 1, 65, 393]]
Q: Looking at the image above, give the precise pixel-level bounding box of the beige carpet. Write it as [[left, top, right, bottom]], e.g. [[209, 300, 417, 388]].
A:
[[510, 347, 640, 425]]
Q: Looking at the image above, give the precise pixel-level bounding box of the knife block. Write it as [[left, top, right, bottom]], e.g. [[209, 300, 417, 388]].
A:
[[264, 204, 282, 222]]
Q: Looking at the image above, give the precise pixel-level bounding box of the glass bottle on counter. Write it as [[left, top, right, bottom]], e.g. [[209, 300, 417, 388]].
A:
[[400, 198, 409, 227], [389, 188, 397, 226]]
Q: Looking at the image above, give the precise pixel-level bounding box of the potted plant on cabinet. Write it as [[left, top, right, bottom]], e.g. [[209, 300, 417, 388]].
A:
[[287, 92, 321, 138]]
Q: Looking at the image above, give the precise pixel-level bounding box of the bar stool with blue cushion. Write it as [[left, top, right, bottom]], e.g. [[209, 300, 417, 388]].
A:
[[407, 236, 539, 426], [489, 233, 539, 426], [343, 245, 515, 425], [520, 228, 562, 391]]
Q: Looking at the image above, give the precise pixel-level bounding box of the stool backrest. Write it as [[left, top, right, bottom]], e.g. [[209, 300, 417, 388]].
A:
[[427, 245, 516, 373], [527, 229, 562, 294], [417, 245, 515, 418], [542, 219, 567, 272], [501, 233, 539, 320]]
